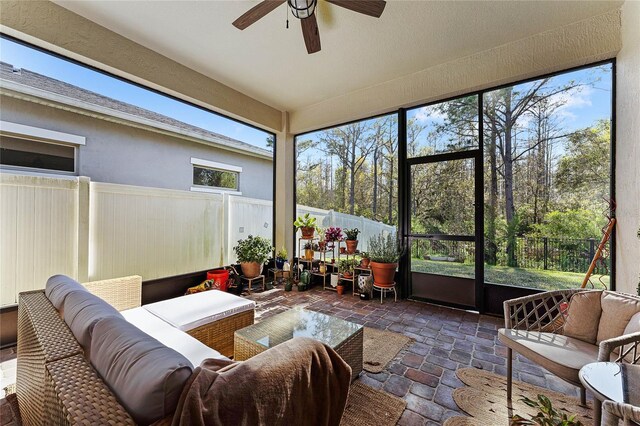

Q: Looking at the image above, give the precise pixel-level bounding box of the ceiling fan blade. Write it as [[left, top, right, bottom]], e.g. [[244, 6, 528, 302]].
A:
[[301, 14, 321, 54], [232, 0, 286, 30], [326, 0, 386, 18]]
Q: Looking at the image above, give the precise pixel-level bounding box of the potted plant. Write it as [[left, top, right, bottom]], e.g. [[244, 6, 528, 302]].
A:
[[275, 246, 288, 270], [368, 233, 402, 288], [284, 278, 293, 292], [233, 235, 273, 278], [324, 226, 343, 249], [317, 227, 327, 250], [339, 258, 358, 279], [294, 213, 317, 239], [299, 270, 310, 291], [344, 228, 360, 254], [511, 394, 583, 425], [303, 242, 318, 260], [360, 252, 370, 268], [336, 282, 344, 295]]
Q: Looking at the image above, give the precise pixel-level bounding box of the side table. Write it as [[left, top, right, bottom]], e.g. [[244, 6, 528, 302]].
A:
[[579, 362, 640, 425]]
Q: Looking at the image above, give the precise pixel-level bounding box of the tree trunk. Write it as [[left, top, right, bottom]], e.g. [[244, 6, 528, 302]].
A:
[[349, 135, 356, 215], [503, 90, 518, 267], [486, 100, 498, 266], [388, 157, 394, 224], [372, 145, 378, 219]]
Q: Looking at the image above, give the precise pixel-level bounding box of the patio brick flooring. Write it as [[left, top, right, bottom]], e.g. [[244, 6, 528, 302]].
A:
[[246, 285, 584, 425], [0, 285, 586, 426]]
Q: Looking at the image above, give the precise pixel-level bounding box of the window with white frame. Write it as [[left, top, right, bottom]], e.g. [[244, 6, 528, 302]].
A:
[[191, 158, 241, 192], [0, 121, 84, 173]]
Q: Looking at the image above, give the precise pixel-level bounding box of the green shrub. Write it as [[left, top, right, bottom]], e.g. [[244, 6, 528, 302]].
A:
[[368, 233, 402, 263], [233, 235, 273, 264]]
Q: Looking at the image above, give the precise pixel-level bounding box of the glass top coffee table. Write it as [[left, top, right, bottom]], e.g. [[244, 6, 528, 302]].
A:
[[234, 308, 363, 380]]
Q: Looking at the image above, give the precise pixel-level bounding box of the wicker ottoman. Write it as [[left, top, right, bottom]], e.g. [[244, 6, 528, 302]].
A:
[[234, 308, 363, 381], [143, 290, 255, 357]]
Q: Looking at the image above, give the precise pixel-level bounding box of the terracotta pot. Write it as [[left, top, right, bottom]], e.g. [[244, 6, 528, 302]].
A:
[[318, 241, 327, 251], [345, 239, 358, 254], [342, 272, 353, 279], [301, 227, 315, 239], [337, 285, 344, 295], [240, 261, 261, 278], [370, 261, 397, 287], [360, 258, 370, 268], [340, 247, 346, 254]]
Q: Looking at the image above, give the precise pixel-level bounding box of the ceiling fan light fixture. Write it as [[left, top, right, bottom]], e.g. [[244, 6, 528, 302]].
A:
[[288, 0, 317, 19]]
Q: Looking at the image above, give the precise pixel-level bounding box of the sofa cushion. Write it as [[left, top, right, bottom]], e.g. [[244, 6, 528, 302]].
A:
[[63, 291, 123, 352], [498, 329, 608, 385], [143, 290, 255, 331], [45, 275, 88, 310], [90, 316, 193, 425], [121, 307, 227, 367], [597, 291, 640, 344], [563, 290, 603, 344]]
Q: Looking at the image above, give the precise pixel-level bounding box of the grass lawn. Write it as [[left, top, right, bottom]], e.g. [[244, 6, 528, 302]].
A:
[[411, 259, 610, 291]]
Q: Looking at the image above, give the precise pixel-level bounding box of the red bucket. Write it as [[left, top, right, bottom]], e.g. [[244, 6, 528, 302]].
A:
[[207, 269, 230, 292]]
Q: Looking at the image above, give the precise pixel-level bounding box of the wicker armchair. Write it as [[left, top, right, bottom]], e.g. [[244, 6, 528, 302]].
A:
[[499, 289, 640, 424], [602, 400, 640, 426]]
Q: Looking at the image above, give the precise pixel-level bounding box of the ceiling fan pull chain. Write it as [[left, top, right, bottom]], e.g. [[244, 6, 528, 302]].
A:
[[286, 4, 289, 29]]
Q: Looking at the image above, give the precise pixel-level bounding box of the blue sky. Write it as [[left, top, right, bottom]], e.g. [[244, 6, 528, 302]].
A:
[[0, 37, 272, 149]]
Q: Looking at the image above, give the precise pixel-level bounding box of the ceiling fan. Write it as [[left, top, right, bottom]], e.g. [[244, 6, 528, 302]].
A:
[[232, 0, 387, 54]]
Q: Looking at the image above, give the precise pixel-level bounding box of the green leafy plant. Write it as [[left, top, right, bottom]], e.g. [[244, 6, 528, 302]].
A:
[[276, 246, 288, 260], [344, 228, 360, 240], [360, 252, 369, 259], [368, 233, 402, 263], [233, 235, 273, 264], [339, 258, 359, 275], [294, 213, 317, 230], [303, 242, 319, 250], [511, 395, 583, 426]]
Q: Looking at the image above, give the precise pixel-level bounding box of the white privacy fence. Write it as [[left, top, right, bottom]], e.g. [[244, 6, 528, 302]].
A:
[[0, 173, 395, 307], [295, 205, 397, 254]]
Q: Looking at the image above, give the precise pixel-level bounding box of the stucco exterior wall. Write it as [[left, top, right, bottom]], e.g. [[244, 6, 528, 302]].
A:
[[615, 0, 640, 295], [0, 95, 274, 200]]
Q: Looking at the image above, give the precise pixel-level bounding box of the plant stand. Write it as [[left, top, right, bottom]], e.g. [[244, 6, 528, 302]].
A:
[[241, 275, 265, 293], [268, 268, 289, 284], [373, 282, 397, 304]]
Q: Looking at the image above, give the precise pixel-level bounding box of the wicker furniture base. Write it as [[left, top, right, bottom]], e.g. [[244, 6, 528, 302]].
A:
[[234, 308, 363, 381], [187, 309, 255, 357]]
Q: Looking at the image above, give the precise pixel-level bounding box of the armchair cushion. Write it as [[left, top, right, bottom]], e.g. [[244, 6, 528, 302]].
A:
[[499, 329, 603, 385], [45, 274, 88, 310], [90, 316, 193, 425], [563, 290, 602, 344], [597, 291, 640, 344]]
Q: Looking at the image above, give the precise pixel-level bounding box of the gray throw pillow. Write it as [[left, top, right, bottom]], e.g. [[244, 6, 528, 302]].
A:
[[45, 275, 88, 310], [90, 316, 193, 425]]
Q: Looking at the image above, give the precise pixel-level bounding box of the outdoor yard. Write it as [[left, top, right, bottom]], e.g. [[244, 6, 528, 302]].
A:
[[411, 259, 610, 290]]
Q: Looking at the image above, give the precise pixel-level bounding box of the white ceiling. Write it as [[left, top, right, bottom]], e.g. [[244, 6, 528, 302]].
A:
[[54, 0, 622, 112]]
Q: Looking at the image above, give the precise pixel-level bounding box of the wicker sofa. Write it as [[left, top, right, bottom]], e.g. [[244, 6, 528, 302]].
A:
[[499, 289, 640, 424], [16, 275, 350, 425]]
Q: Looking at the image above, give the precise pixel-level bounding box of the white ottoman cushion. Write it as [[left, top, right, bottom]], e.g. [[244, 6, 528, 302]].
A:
[[142, 290, 255, 332], [122, 307, 227, 367]]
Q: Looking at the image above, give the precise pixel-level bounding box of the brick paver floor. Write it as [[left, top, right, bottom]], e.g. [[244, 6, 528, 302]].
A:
[[246, 286, 582, 425], [0, 285, 584, 426]]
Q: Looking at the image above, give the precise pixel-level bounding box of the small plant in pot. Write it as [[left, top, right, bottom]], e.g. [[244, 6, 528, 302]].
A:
[[275, 246, 288, 270], [233, 235, 273, 278], [294, 213, 317, 239], [359, 252, 370, 268], [339, 258, 358, 279], [368, 232, 402, 288], [303, 242, 319, 260], [344, 228, 360, 254], [324, 227, 343, 249]]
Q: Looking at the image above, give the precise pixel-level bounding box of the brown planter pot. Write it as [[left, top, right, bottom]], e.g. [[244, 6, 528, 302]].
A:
[[370, 261, 397, 287], [301, 227, 315, 239], [337, 285, 344, 295], [240, 261, 262, 278], [360, 258, 370, 268], [345, 240, 358, 254], [305, 249, 314, 260]]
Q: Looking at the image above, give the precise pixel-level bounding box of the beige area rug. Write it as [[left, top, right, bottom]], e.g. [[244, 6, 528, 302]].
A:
[[363, 327, 412, 373], [444, 368, 593, 426], [341, 381, 407, 426]]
